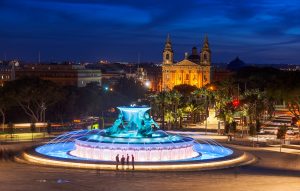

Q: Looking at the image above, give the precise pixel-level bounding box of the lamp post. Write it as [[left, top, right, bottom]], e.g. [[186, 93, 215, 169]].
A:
[[41, 103, 46, 133], [41, 102, 46, 122]]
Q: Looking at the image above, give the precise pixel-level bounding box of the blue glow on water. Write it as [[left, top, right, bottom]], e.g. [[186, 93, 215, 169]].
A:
[[34, 106, 233, 163], [35, 142, 233, 162]]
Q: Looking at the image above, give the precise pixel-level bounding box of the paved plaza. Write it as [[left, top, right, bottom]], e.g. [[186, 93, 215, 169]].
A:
[[0, 143, 299, 191]]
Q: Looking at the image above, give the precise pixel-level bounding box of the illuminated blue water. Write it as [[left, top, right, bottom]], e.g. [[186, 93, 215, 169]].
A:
[[35, 142, 233, 162]]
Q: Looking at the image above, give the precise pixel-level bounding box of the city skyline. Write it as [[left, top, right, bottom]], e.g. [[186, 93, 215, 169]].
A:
[[1, 0, 300, 64]]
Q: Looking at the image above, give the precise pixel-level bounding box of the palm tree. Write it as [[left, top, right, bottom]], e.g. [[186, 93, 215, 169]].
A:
[[175, 108, 185, 128], [211, 80, 237, 133], [164, 110, 175, 130], [184, 102, 206, 123], [242, 89, 269, 132], [150, 91, 173, 129], [168, 90, 182, 127]]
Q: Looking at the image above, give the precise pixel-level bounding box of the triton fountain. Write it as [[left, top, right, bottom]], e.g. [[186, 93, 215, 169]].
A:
[[70, 106, 199, 161], [20, 106, 256, 171]]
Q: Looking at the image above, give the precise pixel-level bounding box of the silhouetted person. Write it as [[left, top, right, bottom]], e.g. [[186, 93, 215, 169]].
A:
[[131, 154, 135, 170], [121, 155, 125, 170], [126, 154, 130, 169], [115, 154, 120, 170]]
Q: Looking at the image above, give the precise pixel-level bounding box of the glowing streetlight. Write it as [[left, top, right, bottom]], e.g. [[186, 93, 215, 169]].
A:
[[208, 85, 215, 91], [144, 80, 151, 88]]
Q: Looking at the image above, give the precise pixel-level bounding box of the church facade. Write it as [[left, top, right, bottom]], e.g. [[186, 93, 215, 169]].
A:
[[162, 35, 211, 90]]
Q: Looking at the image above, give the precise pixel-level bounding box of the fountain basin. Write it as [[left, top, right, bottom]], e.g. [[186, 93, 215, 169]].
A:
[[70, 137, 198, 161], [18, 106, 256, 171]]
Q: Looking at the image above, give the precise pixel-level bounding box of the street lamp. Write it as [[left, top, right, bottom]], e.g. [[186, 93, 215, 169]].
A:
[[209, 85, 215, 91], [41, 102, 46, 123], [144, 80, 151, 89]]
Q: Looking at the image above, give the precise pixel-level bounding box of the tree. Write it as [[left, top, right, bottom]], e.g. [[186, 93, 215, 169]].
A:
[[241, 89, 271, 135], [0, 87, 13, 131], [248, 123, 256, 137], [176, 108, 184, 128], [173, 84, 198, 96], [150, 91, 172, 129], [167, 90, 182, 127], [231, 121, 237, 134], [277, 125, 288, 140], [184, 102, 205, 123], [191, 88, 212, 123], [214, 80, 237, 128], [286, 95, 300, 121], [5, 77, 64, 122], [164, 111, 175, 129]]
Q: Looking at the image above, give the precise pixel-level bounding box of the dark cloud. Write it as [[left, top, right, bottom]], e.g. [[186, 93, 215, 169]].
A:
[[0, 0, 300, 63]]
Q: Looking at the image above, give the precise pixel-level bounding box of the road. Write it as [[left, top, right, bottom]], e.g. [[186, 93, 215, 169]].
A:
[[0, 143, 299, 191]]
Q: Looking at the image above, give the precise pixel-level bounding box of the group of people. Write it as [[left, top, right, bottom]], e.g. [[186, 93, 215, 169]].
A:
[[115, 154, 134, 170]]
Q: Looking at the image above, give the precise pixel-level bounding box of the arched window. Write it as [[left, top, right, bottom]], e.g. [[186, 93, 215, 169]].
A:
[[204, 53, 207, 60], [186, 74, 189, 80], [166, 53, 169, 60]]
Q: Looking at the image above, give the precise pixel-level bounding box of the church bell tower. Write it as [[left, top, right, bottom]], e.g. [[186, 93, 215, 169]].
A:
[[162, 34, 174, 65], [200, 35, 211, 65]]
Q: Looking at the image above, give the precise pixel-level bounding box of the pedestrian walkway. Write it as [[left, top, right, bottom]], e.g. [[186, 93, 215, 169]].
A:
[[282, 144, 300, 150], [226, 143, 300, 155], [265, 145, 300, 155]]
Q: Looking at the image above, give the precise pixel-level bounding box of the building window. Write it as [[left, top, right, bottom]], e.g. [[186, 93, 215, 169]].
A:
[[166, 54, 169, 60], [204, 54, 207, 60], [186, 74, 189, 80]]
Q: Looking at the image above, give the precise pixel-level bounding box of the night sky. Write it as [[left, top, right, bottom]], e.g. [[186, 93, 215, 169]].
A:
[[0, 0, 300, 64]]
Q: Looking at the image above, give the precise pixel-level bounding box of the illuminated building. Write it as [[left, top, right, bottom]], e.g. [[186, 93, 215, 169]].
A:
[[0, 60, 17, 86], [0, 64, 11, 87], [16, 64, 101, 87], [162, 34, 211, 90]]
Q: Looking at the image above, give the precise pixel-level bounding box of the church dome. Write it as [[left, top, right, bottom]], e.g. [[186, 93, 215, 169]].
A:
[[227, 57, 246, 71], [188, 47, 200, 63]]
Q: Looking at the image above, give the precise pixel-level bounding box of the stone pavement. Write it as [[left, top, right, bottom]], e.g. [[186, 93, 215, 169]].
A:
[[0, 142, 299, 191]]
